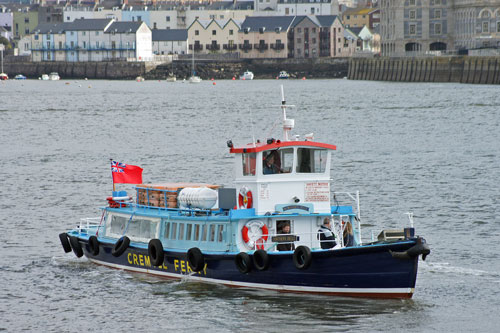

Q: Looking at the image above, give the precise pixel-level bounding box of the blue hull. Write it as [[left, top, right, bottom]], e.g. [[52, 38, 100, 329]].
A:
[[72, 235, 420, 298]]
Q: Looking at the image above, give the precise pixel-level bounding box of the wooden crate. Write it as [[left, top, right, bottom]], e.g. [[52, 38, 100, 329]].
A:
[[136, 183, 219, 208]]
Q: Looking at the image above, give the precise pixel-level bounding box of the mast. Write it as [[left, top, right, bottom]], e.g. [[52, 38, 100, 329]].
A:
[[281, 85, 294, 141]]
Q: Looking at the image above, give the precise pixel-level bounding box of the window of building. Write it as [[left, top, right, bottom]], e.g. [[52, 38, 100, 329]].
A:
[[82, 31, 86, 36], [435, 23, 442, 34], [212, 30, 216, 35], [71, 31, 74, 36], [497, 21, 500, 32], [312, 27, 316, 33], [195, 30, 199, 35], [220, 15, 224, 19], [312, 37, 316, 44], [409, 10, 416, 19], [483, 21, 489, 33], [95, 31, 99, 36], [166, 16, 170, 22], [25, 28, 29, 34], [285, 8, 290, 15], [311, 7, 315, 15], [409, 0, 416, 5], [25, 17, 29, 23], [435, 9, 441, 19], [96, 41, 99, 48], [410, 24, 416, 35], [137, 16, 142, 21], [229, 29, 233, 35], [67, 16, 70, 20], [34, 35, 39, 40], [83, 41, 86, 48], [298, 27, 301, 33], [435, 0, 441, 4]]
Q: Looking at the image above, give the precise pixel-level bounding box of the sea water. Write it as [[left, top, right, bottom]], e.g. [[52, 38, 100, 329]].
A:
[[0, 79, 499, 332]]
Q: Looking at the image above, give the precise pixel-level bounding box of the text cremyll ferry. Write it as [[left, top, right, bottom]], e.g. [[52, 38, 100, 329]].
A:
[[59, 86, 430, 298]]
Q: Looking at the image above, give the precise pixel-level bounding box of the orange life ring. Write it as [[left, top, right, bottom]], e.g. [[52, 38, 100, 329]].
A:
[[241, 220, 268, 250], [238, 186, 253, 209]]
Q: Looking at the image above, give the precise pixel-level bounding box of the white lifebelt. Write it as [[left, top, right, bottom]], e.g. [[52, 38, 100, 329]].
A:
[[241, 220, 269, 250]]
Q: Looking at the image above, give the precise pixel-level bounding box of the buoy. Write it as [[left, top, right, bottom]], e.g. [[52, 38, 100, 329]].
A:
[[242, 77, 245, 80], [276, 76, 279, 80], [85, 78, 88, 81], [211, 78, 214, 81], [213, 82, 216, 85], [302, 77, 306, 80], [232, 77, 235, 80]]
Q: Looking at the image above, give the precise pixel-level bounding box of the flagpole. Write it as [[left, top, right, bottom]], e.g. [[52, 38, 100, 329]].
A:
[[110, 158, 115, 193]]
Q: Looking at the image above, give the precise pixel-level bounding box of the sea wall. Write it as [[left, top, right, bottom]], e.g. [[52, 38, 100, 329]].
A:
[[2, 58, 349, 80], [348, 57, 500, 84], [148, 57, 349, 80], [2, 61, 153, 80]]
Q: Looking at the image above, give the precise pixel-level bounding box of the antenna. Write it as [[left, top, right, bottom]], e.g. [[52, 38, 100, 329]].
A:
[[280, 85, 294, 141]]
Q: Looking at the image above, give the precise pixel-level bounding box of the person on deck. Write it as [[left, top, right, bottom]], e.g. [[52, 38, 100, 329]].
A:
[[343, 221, 354, 247], [263, 152, 279, 174], [277, 222, 295, 251], [318, 217, 336, 249]]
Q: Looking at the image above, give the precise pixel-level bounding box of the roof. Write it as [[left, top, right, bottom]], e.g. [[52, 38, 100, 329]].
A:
[[230, 140, 336, 154], [240, 16, 296, 33], [343, 7, 378, 16], [105, 21, 143, 33], [68, 18, 114, 31], [33, 22, 69, 34], [315, 15, 340, 27], [349, 26, 363, 35], [152, 29, 187, 42]]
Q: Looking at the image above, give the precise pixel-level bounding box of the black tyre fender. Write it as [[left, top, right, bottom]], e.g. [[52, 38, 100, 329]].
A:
[[69, 236, 83, 258], [252, 249, 269, 271], [148, 239, 164, 266], [235, 252, 252, 274], [59, 233, 71, 253], [112, 236, 130, 257], [88, 235, 100, 256], [187, 247, 204, 272], [293, 246, 312, 270]]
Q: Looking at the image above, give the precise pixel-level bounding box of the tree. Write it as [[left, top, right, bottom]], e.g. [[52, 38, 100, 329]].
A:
[[0, 36, 12, 50]]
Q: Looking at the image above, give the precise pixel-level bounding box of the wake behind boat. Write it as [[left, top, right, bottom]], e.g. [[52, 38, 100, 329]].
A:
[[59, 86, 430, 299]]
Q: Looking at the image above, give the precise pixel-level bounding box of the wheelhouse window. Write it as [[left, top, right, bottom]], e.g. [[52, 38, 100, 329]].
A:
[[263, 148, 293, 175], [242, 152, 256, 176], [297, 148, 327, 173]]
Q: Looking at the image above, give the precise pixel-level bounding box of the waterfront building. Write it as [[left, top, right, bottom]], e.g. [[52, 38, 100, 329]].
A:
[[379, 0, 500, 56], [63, 5, 123, 23], [276, 0, 339, 17], [454, 0, 500, 51], [357, 24, 380, 54], [0, 7, 13, 37], [152, 28, 188, 55], [188, 18, 242, 54], [291, 15, 346, 58], [13, 5, 39, 40], [31, 18, 152, 62], [342, 7, 379, 29], [238, 16, 293, 58]]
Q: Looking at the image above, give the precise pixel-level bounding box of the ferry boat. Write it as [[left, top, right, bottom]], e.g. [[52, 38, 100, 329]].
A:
[[59, 87, 430, 299], [240, 70, 254, 80]]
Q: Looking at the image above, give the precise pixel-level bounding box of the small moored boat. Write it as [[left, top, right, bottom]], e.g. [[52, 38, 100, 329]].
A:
[[278, 71, 289, 79], [240, 70, 254, 80], [0, 73, 8, 80], [49, 72, 60, 81], [15, 74, 27, 80], [59, 86, 430, 299]]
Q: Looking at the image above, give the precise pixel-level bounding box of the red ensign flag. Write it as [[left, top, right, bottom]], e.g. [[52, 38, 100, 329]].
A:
[[111, 161, 143, 184]]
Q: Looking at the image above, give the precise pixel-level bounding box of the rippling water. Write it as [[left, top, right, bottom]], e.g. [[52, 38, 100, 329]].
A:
[[1, 78, 499, 332]]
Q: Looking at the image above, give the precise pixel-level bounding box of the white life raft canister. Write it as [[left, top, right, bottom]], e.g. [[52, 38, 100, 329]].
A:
[[178, 187, 218, 209]]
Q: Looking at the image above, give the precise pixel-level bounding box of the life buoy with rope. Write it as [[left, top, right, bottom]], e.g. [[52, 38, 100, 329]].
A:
[[241, 220, 269, 250], [238, 186, 253, 209]]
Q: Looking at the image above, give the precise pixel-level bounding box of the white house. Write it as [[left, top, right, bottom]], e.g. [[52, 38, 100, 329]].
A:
[[152, 29, 188, 55]]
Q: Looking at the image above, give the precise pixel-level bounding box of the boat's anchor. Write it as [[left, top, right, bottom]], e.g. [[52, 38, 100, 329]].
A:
[[389, 237, 430, 261]]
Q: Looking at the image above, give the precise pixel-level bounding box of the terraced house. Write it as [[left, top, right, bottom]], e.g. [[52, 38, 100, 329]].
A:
[[31, 18, 152, 62], [187, 18, 241, 54]]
